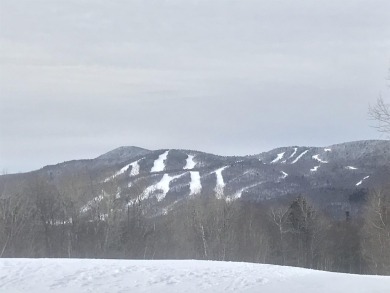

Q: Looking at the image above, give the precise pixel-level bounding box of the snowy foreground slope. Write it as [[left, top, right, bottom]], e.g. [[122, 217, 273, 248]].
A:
[[1, 259, 389, 293]]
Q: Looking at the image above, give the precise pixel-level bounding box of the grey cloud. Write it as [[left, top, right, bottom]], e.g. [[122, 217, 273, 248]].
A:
[[0, 0, 389, 173]]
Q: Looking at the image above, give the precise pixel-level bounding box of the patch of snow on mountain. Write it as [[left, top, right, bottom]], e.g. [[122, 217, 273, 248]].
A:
[[184, 154, 196, 170], [103, 159, 141, 182], [155, 173, 185, 201], [230, 182, 263, 201], [129, 161, 140, 176], [136, 173, 185, 202], [115, 165, 130, 176], [115, 187, 121, 199], [155, 174, 172, 201], [214, 167, 228, 197], [139, 186, 155, 202], [151, 150, 169, 172], [324, 148, 332, 152], [291, 150, 309, 164], [103, 164, 131, 182], [80, 193, 105, 213], [356, 176, 370, 186], [310, 166, 320, 172], [280, 171, 288, 179], [288, 147, 298, 159], [115, 164, 131, 176], [346, 166, 358, 170], [99, 214, 108, 221], [189, 171, 202, 195], [312, 154, 328, 164], [271, 152, 285, 163]]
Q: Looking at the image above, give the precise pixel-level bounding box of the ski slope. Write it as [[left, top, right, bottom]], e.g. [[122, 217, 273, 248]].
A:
[[129, 160, 140, 176], [288, 147, 298, 159], [280, 171, 288, 179], [310, 165, 320, 172], [151, 151, 169, 172], [184, 154, 196, 170], [271, 152, 285, 163], [291, 150, 309, 164], [189, 171, 202, 195], [154, 173, 185, 201], [312, 154, 328, 164], [214, 166, 227, 195], [0, 259, 389, 293], [356, 175, 370, 186]]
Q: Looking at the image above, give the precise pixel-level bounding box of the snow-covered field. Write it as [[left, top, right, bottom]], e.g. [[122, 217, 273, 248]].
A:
[[1, 259, 389, 293]]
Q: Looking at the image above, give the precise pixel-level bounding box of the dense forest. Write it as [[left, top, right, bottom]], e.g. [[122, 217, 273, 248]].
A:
[[1, 177, 389, 275]]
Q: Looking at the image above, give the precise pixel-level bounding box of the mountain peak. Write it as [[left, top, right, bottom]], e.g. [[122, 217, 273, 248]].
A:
[[96, 146, 151, 161]]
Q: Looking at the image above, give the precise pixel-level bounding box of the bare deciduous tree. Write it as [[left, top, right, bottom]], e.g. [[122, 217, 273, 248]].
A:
[[362, 187, 390, 274], [0, 192, 31, 257], [369, 97, 390, 134], [269, 205, 290, 265]]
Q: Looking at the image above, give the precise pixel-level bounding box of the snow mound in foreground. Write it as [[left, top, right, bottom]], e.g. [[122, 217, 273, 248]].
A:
[[0, 259, 389, 293]]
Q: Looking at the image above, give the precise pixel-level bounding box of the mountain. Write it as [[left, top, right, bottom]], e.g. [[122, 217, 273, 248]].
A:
[[105, 140, 389, 217], [1, 140, 389, 218], [95, 146, 151, 162]]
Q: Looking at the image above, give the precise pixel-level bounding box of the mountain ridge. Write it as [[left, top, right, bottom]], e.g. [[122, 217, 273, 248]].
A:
[[1, 139, 389, 219], [3, 139, 387, 176]]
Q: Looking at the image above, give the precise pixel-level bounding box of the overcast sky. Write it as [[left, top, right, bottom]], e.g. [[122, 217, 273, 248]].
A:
[[0, 0, 389, 173]]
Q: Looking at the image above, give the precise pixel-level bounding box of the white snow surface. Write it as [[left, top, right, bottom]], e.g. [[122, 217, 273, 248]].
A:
[[112, 164, 130, 177], [356, 176, 370, 186], [231, 182, 263, 201], [214, 166, 227, 197], [189, 171, 202, 195], [271, 152, 285, 163], [184, 154, 196, 170], [103, 160, 140, 182], [324, 148, 332, 152], [103, 164, 130, 182], [136, 173, 185, 202], [312, 154, 328, 164], [151, 150, 169, 172], [346, 166, 358, 170], [291, 150, 309, 164], [310, 166, 320, 172], [154, 173, 185, 201], [280, 171, 288, 179], [129, 160, 140, 176], [1, 258, 388, 293], [288, 147, 298, 159], [80, 193, 104, 213], [156, 174, 174, 199]]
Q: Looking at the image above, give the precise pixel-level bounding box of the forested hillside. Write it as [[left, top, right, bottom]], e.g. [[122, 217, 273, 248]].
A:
[[0, 140, 389, 275]]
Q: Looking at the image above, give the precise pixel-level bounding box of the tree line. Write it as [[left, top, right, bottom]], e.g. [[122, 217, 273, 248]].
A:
[[0, 176, 389, 275]]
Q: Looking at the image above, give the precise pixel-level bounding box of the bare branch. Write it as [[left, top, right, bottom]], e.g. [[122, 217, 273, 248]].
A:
[[369, 97, 390, 134]]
